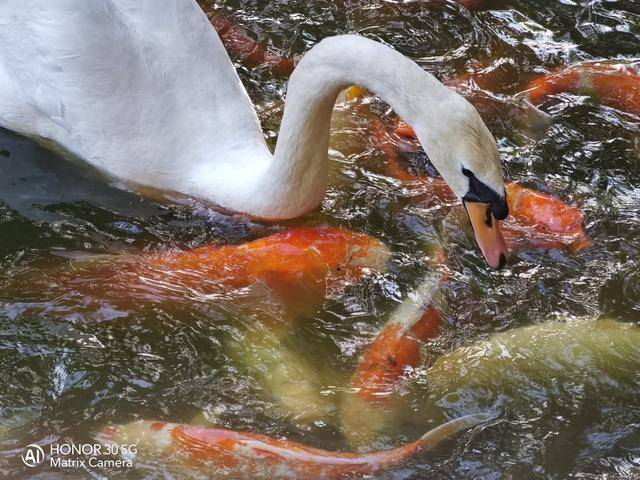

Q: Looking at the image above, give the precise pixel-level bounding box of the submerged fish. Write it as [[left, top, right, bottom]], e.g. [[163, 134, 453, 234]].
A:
[[503, 183, 591, 253], [27, 226, 389, 317], [142, 226, 389, 292], [99, 414, 486, 479], [342, 271, 447, 447], [351, 305, 442, 403], [426, 319, 640, 397], [525, 62, 640, 116], [351, 270, 445, 405], [225, 319, 339, 426], [206, 10, 294, 76]]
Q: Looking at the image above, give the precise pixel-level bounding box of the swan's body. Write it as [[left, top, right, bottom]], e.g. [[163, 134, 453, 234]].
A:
[[0, 1, 274, 212], [0, 0, 508, 264]]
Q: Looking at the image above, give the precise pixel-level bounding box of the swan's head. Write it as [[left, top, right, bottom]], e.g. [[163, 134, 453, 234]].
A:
[[414, 98, 509, 269]]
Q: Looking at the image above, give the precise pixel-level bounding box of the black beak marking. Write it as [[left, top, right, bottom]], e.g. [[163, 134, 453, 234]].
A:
[[461, 167, 509, 220]]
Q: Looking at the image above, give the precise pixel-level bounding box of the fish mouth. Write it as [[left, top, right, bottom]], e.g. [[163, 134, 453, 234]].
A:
[[464, 201, 509, 269]]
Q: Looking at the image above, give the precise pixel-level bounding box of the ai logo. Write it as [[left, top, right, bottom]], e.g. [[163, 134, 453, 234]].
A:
[[21, 444, 45, 467]]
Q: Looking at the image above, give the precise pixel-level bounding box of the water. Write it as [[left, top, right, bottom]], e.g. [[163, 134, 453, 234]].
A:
[[1, 0, 640, 478]]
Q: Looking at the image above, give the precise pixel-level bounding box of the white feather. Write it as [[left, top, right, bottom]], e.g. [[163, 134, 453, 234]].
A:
[[0, 0, 504, 219]]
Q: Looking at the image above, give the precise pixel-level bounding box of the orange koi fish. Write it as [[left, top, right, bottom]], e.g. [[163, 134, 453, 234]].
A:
[[383, 122, 590, 253], [443, 58, 550, 129], [503, 183, 591, 254], [342, 269, 447, 446], [206, 11, 294, 76], [525, 62, 640, 116], [43, 226, 388, 316], [352, 305, 442, 403], [351, 266, 447, 404], [100, 415, 485, 479], [143, 226, 388, 291]]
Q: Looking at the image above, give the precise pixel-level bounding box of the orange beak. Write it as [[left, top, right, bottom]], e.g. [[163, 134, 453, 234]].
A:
[[464, 201, 509, 269]]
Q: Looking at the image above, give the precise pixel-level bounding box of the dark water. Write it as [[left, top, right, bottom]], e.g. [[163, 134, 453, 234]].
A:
[[1, 0, 640, 478]]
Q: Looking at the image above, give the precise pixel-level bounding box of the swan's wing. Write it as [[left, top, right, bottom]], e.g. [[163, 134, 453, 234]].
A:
[[0, 0, 269, 190]]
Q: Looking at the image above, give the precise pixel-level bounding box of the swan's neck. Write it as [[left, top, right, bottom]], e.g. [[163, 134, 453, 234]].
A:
[[252, 35, 462, 219]]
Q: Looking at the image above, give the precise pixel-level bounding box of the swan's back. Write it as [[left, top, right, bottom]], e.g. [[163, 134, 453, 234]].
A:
[[0, 0, 269, 194]]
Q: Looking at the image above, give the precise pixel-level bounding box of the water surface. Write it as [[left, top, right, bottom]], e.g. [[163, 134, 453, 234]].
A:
[[1, 0, 640, 478]]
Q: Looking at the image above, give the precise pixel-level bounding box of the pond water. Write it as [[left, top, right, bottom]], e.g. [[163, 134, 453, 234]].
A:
[[1, 0, 640, 478]]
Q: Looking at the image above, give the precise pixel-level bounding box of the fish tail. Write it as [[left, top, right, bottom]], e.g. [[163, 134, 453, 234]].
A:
[[418, 413, 490, 450], [365, 413, 489, 472]]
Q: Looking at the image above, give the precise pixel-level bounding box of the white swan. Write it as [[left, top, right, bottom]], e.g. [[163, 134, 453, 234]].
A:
[[0, 0, 509, 267]]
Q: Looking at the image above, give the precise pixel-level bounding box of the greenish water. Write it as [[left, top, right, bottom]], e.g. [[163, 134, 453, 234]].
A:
[[1, 0, 640, 478]]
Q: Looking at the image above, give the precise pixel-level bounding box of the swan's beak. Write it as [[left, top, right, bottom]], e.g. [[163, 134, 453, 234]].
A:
[[464, 201, 509, 269]]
